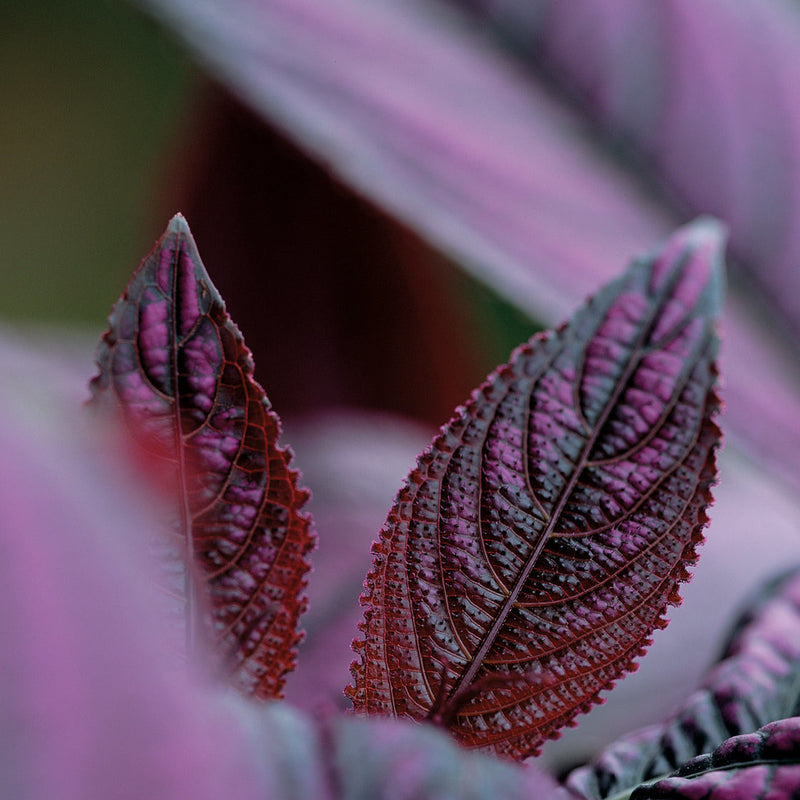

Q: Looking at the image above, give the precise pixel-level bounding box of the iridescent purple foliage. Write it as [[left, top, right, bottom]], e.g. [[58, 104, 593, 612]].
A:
[[349, 219, 723, 760], [4, 0, 800, 797]]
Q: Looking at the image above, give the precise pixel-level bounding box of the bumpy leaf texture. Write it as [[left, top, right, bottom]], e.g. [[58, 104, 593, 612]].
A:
[[348, 219, 724, 760], [0, 334, 567, 800], [567, 567, 800, 799], [629, 717, 800, 800], [90, 214, 314, 699]]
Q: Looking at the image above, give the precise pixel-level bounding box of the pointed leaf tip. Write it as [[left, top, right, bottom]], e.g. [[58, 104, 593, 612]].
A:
[[680, 215, 728, 246], [683, 216, 727, 316], [655, 217, 727, 321], [166, 212, 191, 236]]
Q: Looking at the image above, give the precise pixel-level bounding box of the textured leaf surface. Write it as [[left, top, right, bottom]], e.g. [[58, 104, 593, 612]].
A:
[[629, 717, 800, 800], [276, 412, 798, 772], [136, 0, 800, 492], [89, 214, 314, 699], [568, 567, 800, 798], [466, 0, 800, 489], [348, 220, 724, 759]]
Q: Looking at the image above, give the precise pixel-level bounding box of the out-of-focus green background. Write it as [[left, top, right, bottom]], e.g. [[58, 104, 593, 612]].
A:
[[0, 0, 194, 325], [0, 0, 534, 370]]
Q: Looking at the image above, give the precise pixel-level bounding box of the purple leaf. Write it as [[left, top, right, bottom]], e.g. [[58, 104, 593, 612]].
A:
[[629, 717, 800, 800], [134, 0, 800, 492], [473, 0, 800, 352], [535, 446, 800, 770], [567, 567, 800, 798], [348, 219, 724, 760], [89, 214, 315, 699], [0, 336, 273, 799], [271, 408, 797, 771]]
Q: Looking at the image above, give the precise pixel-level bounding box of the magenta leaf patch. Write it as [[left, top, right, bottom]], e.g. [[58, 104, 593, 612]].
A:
[[90, 214, 315, 699], [348, 219, 724, 760], [628, 717, 800, 800], [134, 0, 800, 494]]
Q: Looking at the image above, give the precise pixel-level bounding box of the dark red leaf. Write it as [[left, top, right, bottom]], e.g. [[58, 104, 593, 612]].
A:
[[629, 717, 800, 800], [347, 219, 724, 760], [89, 214, 315, 699], [0, 336, 567, 799], [0, 336, 274, 799]]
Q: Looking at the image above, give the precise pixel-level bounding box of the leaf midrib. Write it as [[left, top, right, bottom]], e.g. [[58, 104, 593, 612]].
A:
[[168, 231, 199, 658], [449, 265, 697, 701]]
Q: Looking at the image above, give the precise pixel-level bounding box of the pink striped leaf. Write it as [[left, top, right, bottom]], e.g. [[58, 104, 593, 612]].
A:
[[471, 0, 800, 352], [134, 0, 800, 492], [629, 718, 800, 800]]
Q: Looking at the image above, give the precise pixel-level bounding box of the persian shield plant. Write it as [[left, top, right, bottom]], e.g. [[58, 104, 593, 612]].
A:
[[6, 198, 800, 796], [7, 1, 800, 797], [347, 217, 723, 760], [75, 210, 779, 798]]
